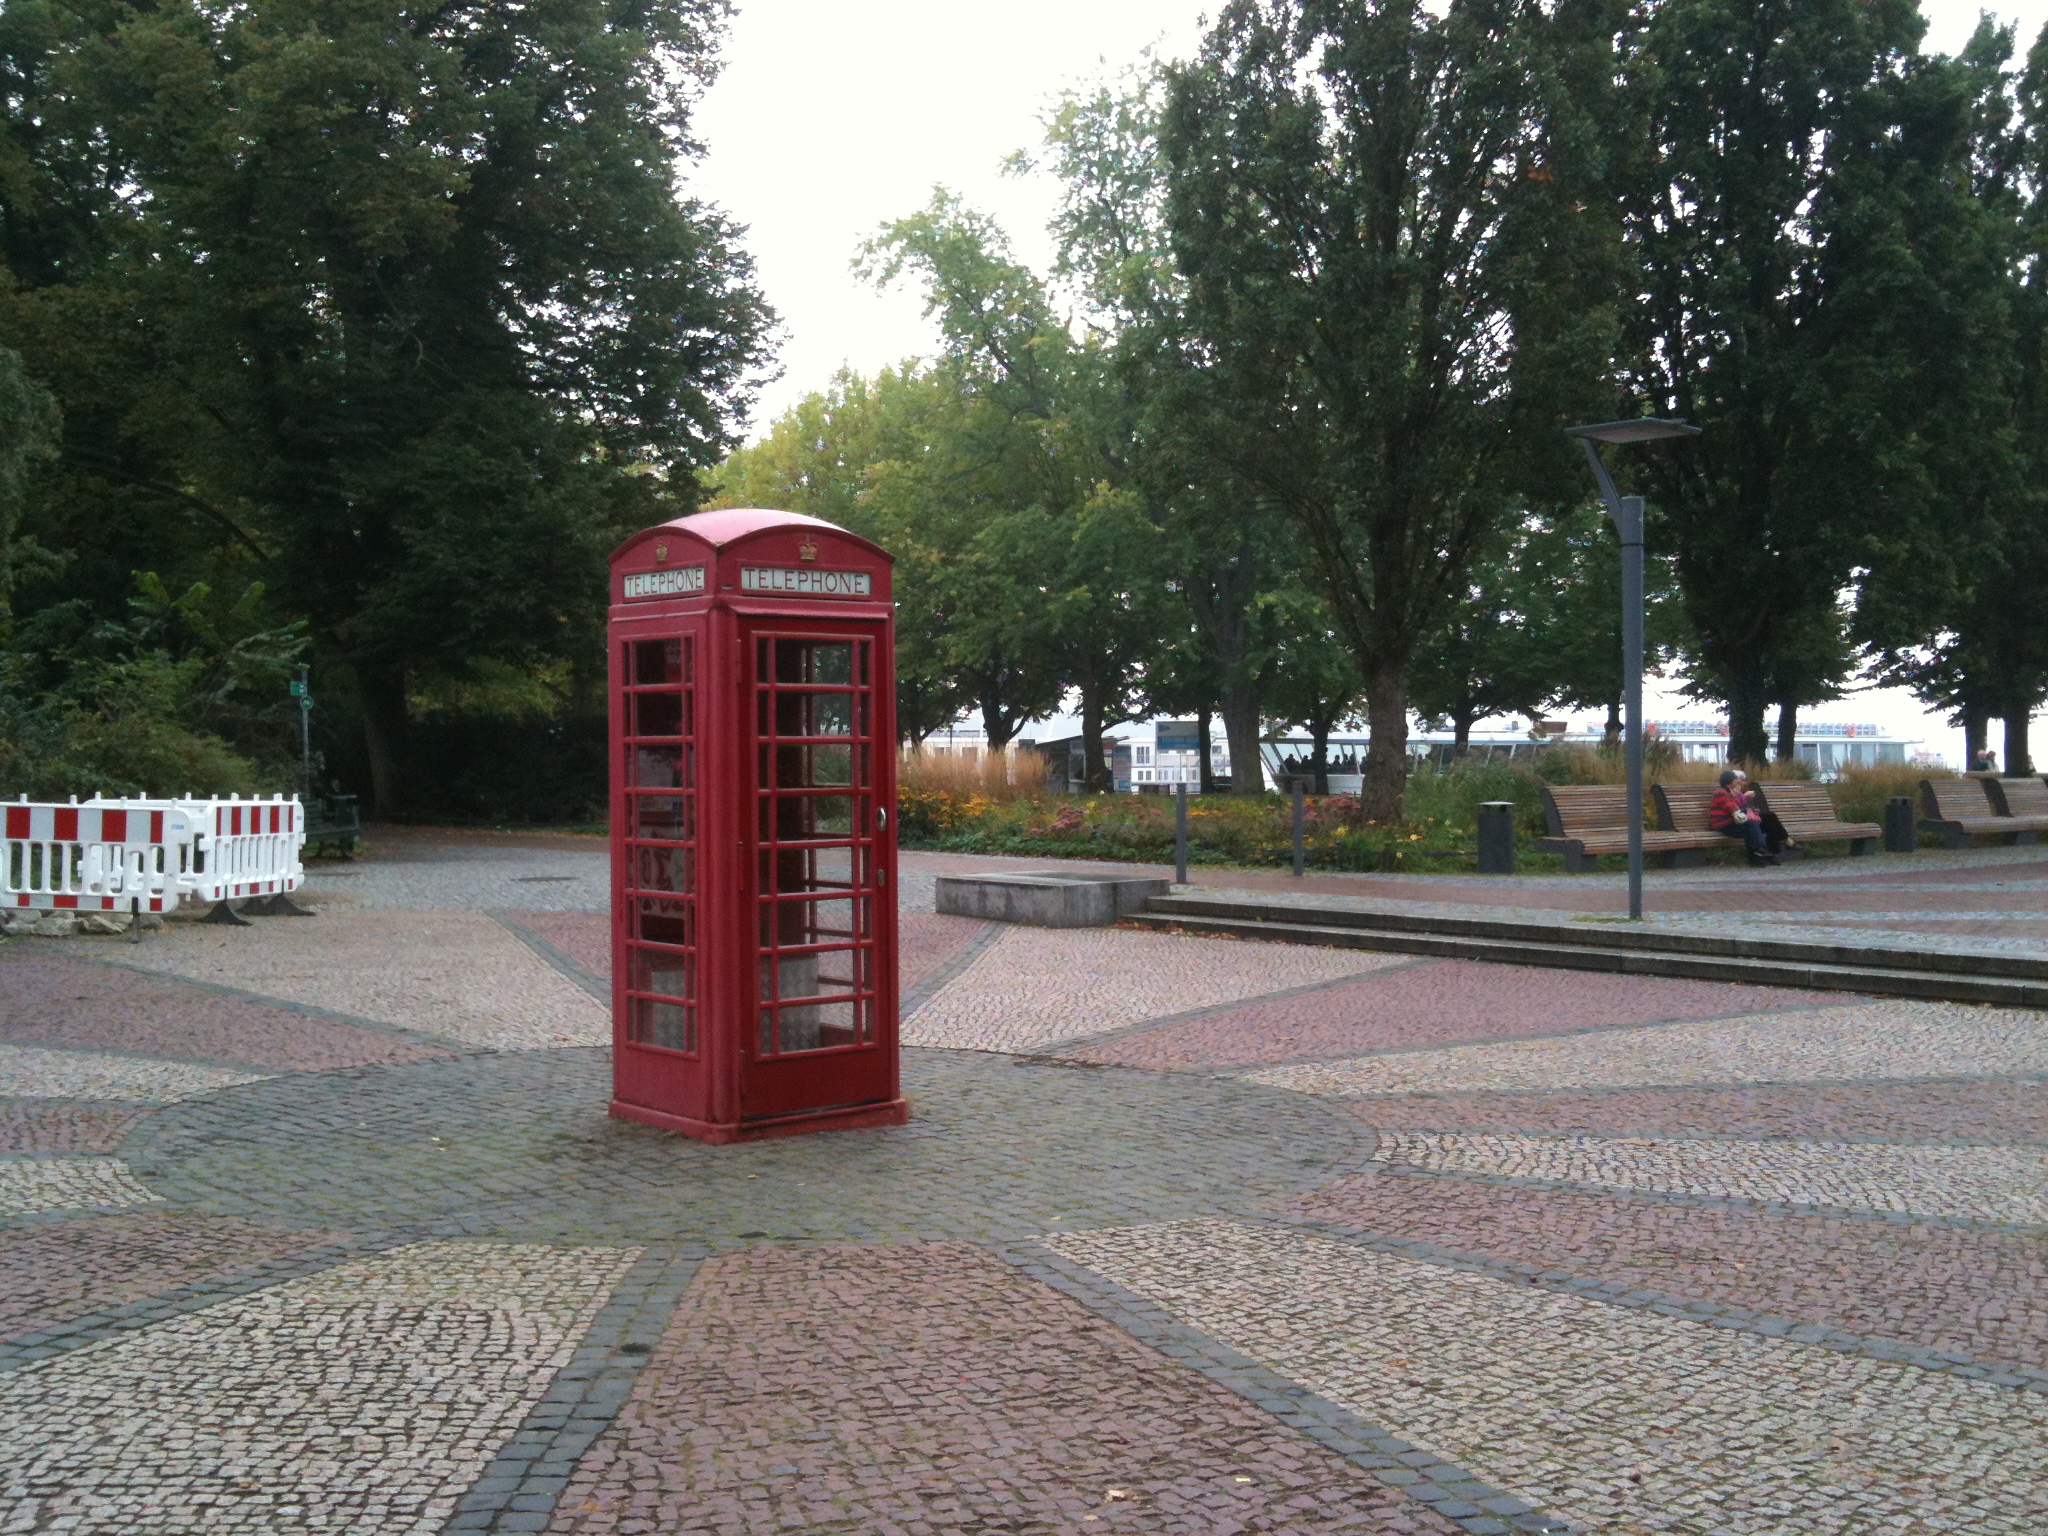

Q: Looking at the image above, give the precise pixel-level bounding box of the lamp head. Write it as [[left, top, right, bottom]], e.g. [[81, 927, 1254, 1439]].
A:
[[1566, 418, 1702, 445]]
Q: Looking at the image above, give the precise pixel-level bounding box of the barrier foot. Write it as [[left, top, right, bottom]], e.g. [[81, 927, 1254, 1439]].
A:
[[247, 892, 315, 917], [129, 898, 144, 944], [200, 900, 253, 927]]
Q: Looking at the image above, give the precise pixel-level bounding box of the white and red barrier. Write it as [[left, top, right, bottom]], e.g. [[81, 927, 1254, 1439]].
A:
[[3, 793, 304, 916], [189, 795, 304, 903], [3, 799, 201, 913]]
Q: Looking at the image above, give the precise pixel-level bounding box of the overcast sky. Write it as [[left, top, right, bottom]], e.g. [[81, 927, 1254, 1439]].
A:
[[687, 0, 2048, 759]]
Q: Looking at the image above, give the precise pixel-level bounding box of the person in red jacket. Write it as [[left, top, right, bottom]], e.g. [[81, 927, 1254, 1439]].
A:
[[1710, 768, 1789, 865]]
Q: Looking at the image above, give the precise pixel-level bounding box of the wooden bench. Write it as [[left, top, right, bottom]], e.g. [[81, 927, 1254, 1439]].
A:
[[1986, 776, 2048, 829], [1920, 778, 2048, 848], [1750, 781, 1881, 856], [1538, 785, 1724, 873]]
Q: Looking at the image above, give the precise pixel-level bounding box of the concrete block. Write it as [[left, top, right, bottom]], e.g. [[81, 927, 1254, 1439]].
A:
[[933, 872, 1172, 928]]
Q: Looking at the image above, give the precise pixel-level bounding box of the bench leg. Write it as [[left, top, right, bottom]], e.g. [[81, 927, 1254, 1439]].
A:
[[2018, 831, 2039, 846], [1665, 849, 1707, 869], [1849, 837, 1874, 857], [1931, 824, 1967, 851], [1563, 847, 1589, 873]]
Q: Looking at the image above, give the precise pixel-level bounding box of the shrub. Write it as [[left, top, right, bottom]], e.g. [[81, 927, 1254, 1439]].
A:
[[1831, 761, 1950, 826]]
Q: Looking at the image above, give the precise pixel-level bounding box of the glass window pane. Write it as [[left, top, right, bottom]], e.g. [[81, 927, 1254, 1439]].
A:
[[774, 743, 851, 790], [634, 845, 694, 893], [776, 640, 852, 685], [634, 639, 681, 686], [635, 897, 691, 947], [774, 691, 853, 738], [632, 948, 694, 1000], [631, 998, 693, 1052], [635, 796, 693, 841], [632, 747, 680, 788], [635, 693, 683, 738]]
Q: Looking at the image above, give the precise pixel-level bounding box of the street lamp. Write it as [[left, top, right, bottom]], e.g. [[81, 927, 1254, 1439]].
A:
[[1565, 417, 1702, 921]]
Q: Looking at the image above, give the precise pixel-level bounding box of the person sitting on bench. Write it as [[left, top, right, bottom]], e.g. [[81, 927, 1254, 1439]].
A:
[[1711, 768, 1790, 865]]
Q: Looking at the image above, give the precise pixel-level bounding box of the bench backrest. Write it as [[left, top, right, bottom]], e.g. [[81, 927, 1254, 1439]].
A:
[[1541, 784, 1630, 837], [1991, 777, 2048, 817], [1922, 777, 1996, 820], [1754, 781, 1841, 824], [1652, 783, 1717, 833]]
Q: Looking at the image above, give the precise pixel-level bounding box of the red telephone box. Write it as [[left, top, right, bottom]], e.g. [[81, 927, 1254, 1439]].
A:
[[606, 508, 906, 1143]]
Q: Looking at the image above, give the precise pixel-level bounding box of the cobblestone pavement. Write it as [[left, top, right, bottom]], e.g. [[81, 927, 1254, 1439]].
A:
[[1052, 1218, 2048, 1536], [903, 924, 1402, 1053], [119, 907, 608, 1049], [1, 833, 2043, 1534], [1248, 998, 2048, 1097], [1368, 1129, 2048, 1225]]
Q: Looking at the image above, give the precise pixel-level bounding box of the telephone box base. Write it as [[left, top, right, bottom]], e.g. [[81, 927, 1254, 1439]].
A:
[[608, 1097, 910, 1145]]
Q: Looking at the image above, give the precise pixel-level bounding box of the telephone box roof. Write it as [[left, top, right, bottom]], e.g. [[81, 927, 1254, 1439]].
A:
[[614, 507, 886, 561]]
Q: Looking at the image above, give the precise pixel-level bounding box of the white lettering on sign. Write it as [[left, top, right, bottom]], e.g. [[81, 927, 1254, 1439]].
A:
[[622, 566, 706, 600], [740, 566, 873, 598]]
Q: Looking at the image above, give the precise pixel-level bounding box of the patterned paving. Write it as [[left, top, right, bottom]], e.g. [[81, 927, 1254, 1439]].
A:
[[1249, 1000, 2048, 1097], [0, 1241, 635, 1533], [118, 908, 609, 1050], [1369, 1129, 2048, 1225], [0, 1041, 266, 1103], [0, 1157, 161, 1216], [1069, 960, 1833, 1071], [0, 1212, 338, 1341], [2, 836, 2044, 1534], [1052, 1218, 2048, 1536], [904, 924, 1401, 1054], [1341, 1078, 2048, 1142], [1287, 1177, 2048, 1372], [550, 1243, 1459, 1535]]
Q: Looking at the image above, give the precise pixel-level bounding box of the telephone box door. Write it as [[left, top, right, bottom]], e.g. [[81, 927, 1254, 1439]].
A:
[[741, 620, 897, 1120]]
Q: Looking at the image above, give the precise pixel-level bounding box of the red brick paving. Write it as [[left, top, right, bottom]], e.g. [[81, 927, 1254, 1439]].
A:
[[1070, 961, 1834, 1071], [0, 1102, 146, 1153], [1288, 1175, 2048, 1370], [1337, 1080, 2048, 1144], [0, 1212, 340, 1340], [0, 951, 456, 1070], [549, 1243, 1461, 1535]]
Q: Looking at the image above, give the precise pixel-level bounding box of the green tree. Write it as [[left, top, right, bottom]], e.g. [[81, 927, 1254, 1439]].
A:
[[863, 192, 1168, 790], [1, 0, 769, 810], [1614, 0, 1968, 765], [0, 342, 56, 634], [1158, 0, 1620, 821]]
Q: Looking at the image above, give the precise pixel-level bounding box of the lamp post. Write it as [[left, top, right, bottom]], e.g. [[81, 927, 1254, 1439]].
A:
[[1565, 417, 1701, 921]]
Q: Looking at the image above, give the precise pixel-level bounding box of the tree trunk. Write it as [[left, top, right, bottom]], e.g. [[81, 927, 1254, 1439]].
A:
[[1725, 671, 1770, 767], [2007, 707, 2035, 778], [1309, 715, 1332, 794], [357, 663, 409, 819], [1360, 658, 1408, 825], [1079, 687, 1109, 794], [1963, 705, 1988, 771], [1219, 679, 1263, 797], [981, 695, 1017, 753], [1451, 707, 1475, 758], [1775, 701, 1798, 762], [1603, 698, 1622, 748], [1197, 708, 1217, 794]]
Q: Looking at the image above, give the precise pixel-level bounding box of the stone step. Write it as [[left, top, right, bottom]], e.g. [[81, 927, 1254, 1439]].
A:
[[1129, 902, 2048, 1009]]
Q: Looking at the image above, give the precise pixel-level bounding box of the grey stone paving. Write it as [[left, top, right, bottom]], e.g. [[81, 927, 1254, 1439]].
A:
[[121, 1048, 1372, 1244]]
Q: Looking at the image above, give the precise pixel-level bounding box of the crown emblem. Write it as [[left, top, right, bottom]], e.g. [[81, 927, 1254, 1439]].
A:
[[653, 541, 669, 562], [797, 537, 819, 562]]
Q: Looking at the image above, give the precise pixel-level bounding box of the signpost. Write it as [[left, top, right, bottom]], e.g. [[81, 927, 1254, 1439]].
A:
[[291, 668, 312, 797]]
